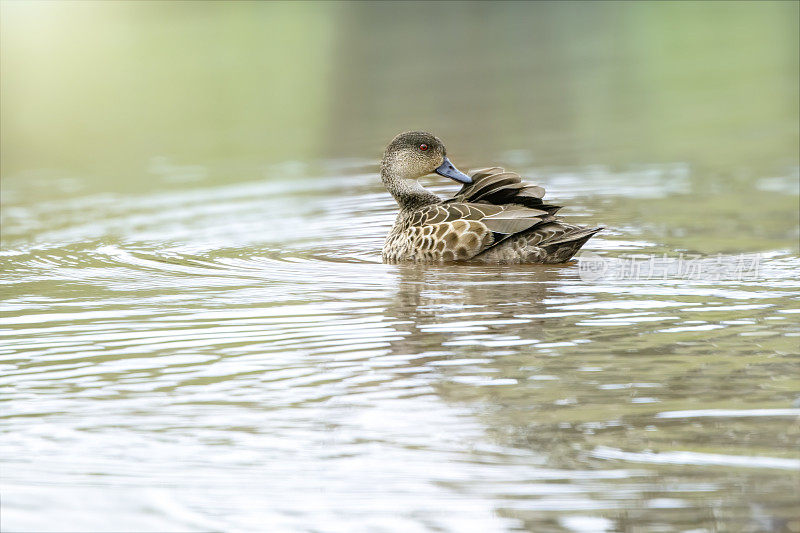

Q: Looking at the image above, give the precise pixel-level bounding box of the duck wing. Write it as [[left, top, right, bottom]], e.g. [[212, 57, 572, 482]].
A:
[[449, 167, 561, 214], [444, 167, 602, 263], [474, 222, 603, 263], [405, 201, 551, 261]]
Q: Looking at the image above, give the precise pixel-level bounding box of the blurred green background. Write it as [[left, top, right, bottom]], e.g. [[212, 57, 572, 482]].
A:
[[2, 0, 798, 191]]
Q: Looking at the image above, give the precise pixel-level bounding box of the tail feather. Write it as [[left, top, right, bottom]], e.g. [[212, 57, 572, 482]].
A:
[[541, 226, 604, 247], [541, 227, 603, 263]]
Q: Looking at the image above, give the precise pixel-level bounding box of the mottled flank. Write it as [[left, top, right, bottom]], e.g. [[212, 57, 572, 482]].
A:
[[380, 132, 601, 264]]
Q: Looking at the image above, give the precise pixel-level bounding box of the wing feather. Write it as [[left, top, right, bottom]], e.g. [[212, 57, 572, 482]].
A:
[[482, 217, 541, 234], [451, 167, 554, 210]]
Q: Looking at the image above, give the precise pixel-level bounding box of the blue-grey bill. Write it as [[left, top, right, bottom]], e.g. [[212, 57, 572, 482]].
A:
[[434, 157, 472, 184]]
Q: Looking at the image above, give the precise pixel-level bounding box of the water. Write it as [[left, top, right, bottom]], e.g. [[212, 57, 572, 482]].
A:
[[2, 2, 799, 532]]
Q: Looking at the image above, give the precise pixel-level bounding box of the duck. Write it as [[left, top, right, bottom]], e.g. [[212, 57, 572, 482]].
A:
[[381, 131, 601, 263]]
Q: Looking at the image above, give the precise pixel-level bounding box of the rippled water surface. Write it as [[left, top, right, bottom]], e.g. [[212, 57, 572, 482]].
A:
[[2, 2, 799, 532]]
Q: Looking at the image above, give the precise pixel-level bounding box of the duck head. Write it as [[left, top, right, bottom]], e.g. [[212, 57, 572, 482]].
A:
[[381, 131, 472, 184]]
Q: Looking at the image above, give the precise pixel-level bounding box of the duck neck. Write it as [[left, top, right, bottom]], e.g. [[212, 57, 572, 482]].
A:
[[380, 165, 439, 211]]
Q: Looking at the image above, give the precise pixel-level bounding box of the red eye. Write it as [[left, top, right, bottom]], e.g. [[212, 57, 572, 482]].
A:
[[419, 143, 428, 151]]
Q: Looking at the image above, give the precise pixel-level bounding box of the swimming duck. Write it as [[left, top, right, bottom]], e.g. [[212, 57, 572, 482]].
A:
[[381, 131, 601, 263]]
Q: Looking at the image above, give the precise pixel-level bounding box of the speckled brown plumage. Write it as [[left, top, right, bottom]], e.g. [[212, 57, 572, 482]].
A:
[[380, 132, 601, 264]]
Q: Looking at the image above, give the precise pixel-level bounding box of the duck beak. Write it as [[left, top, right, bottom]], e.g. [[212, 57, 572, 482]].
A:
[[434, 157, 472, 184]]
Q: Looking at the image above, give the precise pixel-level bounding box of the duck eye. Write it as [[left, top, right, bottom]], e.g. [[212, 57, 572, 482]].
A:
[[419, 143, 428, 151]]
